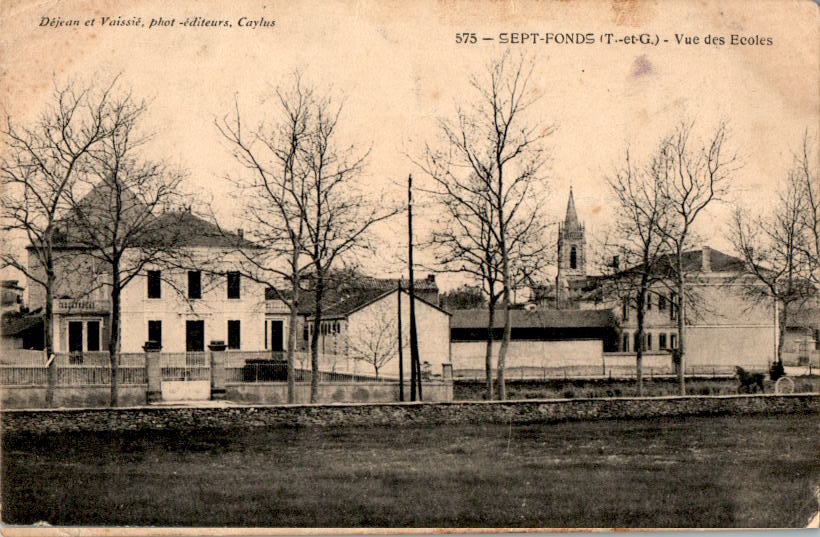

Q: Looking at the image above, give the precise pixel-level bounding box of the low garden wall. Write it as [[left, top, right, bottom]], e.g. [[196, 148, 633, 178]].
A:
[[227, 380, 453, 405], [3, 393, 817, 435], [1, 384, 148, 409]]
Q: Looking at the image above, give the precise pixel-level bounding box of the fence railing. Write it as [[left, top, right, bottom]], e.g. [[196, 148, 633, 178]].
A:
[[2, 350, 394, 386], [451, 364, 751, 381]]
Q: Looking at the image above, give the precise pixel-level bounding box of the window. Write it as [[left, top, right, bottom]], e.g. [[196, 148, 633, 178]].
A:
[[86, 321, 100, 351], [669, 293, 677, 320], [646, 294, 652, 310], [148, 320, 162, 348], [228, 320, 241, 350], [227, 272, 240, 299], [659, 333, 667, 349], [646, 333, 652, 351], [622, 333, 630, 352], [670, 333, 678, 349], [658, 294, 666, 311], [622, 298, 630, 321], [270, 320, 284, 352], [570, 246, 577, 269], [188, 271, 202, 299], [147, 270, 161, 299], [185, 320, 205, 352], [633, 332, 641, 352], [66, 319, 101, 359]]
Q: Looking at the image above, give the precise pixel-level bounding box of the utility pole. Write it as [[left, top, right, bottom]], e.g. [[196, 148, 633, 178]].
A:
[[408, 174, 422, 401], [397, 280, 404, 401]]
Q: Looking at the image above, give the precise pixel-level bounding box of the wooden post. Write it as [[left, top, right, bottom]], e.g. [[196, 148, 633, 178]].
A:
[[408, 174, 422, 401]]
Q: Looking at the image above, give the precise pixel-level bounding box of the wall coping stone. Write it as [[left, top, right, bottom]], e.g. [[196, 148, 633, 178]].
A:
[[3, 392, 818, 414]]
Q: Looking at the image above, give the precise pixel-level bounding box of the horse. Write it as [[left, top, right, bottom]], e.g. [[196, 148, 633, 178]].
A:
[[735, 366, 765, 393]]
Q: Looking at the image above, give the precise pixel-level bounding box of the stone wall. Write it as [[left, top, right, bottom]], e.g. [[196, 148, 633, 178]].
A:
[[1, 385, 147, 409], [226, 381, 453, 405], [3, 394, 816, 435]]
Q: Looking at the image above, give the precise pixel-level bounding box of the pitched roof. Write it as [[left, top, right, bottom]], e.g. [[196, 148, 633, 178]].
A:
[[47, 180, 251, 250], [451, 308, 619, 330], [613, 247, 747, 278], [1, 311, 43, 337], [267, 273, 444, 319]]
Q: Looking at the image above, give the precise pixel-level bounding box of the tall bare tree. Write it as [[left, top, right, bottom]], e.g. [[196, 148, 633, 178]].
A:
[[216, 75, 315, 403], [418, 52, 553, 400], [62, 91, 186, 406], [653, 121, 736, 395], [297, 90, 401, 403], [730, 133, 818, 363], [605, 148, 671, 395], [1, 78, 120, 405], [792, 132, 819, 286]]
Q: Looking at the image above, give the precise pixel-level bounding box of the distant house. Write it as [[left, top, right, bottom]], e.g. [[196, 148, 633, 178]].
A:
[[588, 246, 777, 371], [1, 280, 24, 315], [450, 308, 619, 372], [26, 186, 266, 356], [266, 274, 451, 378], [783, 299, 820, 366]]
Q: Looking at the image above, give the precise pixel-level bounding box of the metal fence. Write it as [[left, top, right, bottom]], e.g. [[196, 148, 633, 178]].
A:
[[160, 352, 210, 381], [451, 364, 749, 381], [1, 349, 395, 386], [0, 351, 147, 386]]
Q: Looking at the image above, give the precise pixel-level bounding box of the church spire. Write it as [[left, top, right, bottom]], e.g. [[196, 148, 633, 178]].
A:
[[564, 187, 580, 230]]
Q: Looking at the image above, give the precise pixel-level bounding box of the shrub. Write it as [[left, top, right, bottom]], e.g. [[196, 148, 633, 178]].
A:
[[561, 389, 575, 399], [769, 360, 785, 381]]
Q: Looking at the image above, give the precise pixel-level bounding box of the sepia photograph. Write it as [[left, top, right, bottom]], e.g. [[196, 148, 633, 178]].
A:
[[0, 0, 818, 532]]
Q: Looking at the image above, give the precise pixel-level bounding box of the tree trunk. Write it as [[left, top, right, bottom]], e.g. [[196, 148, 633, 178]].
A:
[[45, 265, 56, 407], [636, 278, 648, 397], [109, 269, 121, 407], [484, 298, 496, 401], [676, 258, 686, 396], [497, 271, 512, 400], [286, 265, 300, 404], [309, 270, 324, 403], [777, 301, 787, 363]]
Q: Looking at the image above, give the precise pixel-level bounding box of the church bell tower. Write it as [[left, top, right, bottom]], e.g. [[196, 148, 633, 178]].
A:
[[556, 187, 586, 305]]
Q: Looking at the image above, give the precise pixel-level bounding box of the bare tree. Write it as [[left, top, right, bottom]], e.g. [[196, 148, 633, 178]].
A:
[[730, 134, 818, 364], [792, 132, 819, 286], [653, 120, 736, 395], [61, 91, 186, 406], [0, 78, 120, 405], [418, 52, 553, 400], [216, 75, 315, 403], [347, 299, 406, 379], [605, 148, 671, 395], [298, 90, 401, 403]]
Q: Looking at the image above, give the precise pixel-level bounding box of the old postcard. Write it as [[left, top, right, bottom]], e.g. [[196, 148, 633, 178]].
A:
[[0, 0, 818, 533]]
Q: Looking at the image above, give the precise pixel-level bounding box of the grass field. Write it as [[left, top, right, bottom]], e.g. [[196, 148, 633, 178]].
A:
[[454, 376, 820, 400], [2, 415, 820, 527], [2, 413, 818, 528]]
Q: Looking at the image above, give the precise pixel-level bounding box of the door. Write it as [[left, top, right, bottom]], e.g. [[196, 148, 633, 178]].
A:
[[68, 321, 84, 364], [270, 320, 284, 352], [186, 320, 205, 352]]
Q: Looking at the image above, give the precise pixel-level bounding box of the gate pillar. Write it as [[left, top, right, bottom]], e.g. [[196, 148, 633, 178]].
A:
[[144, 341, 162, 403], [209, 340, 227, 400]]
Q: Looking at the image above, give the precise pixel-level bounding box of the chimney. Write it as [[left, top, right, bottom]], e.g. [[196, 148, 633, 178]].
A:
[[426, 274, 436, 284], [612, 255, 620, 270], [702, 246, 711, 272], [237, 228, 244, 239]]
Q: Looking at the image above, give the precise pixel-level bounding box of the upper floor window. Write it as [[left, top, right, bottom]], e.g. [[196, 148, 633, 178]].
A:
[[669, 293, 678, 320], [227, 272, 241, 299], [658, 294, 666, 311], [646, 294, 652, 310], [147, 270, 161, 299], [622, 297, 630, 321], [570, 246, 577, 269], [188, 271, 202, 299]]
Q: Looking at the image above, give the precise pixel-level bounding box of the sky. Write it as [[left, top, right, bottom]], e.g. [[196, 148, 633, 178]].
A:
[[1, 0, 818, 291]]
